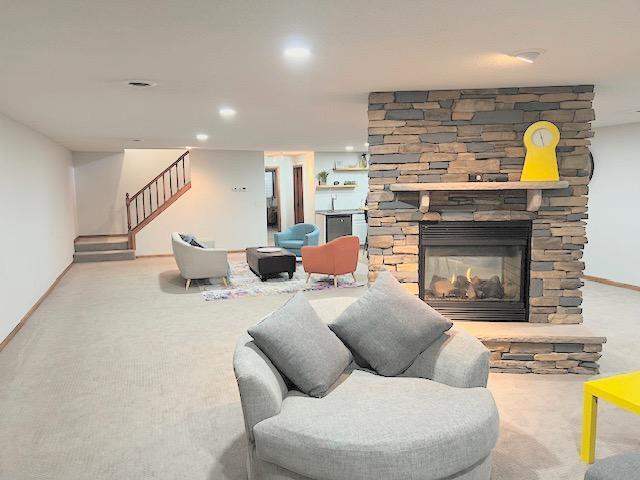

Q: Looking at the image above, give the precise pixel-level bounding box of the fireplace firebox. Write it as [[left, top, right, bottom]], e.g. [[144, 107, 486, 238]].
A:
[[419, 221, 531, 322]]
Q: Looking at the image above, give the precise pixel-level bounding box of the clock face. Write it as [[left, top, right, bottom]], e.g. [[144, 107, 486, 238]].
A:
[[532, 127, 553, 147]]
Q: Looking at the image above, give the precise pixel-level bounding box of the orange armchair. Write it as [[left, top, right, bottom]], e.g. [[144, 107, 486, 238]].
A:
[[301, 235, 360, 287]]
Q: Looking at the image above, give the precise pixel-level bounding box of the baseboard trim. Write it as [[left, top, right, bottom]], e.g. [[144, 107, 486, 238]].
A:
[[136, 249, 246, 259], [583, 275, 640, 293], [0, 262, 73, 352]]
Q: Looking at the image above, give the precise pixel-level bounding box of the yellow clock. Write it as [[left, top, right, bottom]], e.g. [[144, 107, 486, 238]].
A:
[[521, 121, 560, 181]]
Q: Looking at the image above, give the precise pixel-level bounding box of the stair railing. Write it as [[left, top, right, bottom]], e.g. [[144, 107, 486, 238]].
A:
[[125, 150, 191, 248]]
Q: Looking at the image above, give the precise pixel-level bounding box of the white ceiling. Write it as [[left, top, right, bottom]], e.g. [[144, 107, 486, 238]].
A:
[[1, 0, 639, 152]]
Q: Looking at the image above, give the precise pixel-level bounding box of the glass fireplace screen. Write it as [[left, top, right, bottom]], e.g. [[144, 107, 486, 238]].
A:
[[423, 245, 523, 301]]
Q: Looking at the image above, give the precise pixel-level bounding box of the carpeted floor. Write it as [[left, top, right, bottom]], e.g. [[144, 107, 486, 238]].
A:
[[0, 256, 639, 480]]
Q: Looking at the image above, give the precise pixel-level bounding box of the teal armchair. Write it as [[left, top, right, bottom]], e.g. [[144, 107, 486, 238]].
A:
[[274, 223, 320, 256]]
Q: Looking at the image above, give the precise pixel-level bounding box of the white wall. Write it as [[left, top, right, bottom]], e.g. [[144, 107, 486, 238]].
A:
[[585, 122, 640, 286], [0, 112, 77, 343], [73, 148, 267, 255], [73, 149, 184, 235], [314, 152, 368, 211]]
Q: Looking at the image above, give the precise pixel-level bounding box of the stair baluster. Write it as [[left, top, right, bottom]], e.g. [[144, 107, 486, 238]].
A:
[[125, 150, 191, 249]]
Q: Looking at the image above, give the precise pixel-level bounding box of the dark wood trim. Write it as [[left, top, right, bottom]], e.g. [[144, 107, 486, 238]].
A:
[[293, 165, 304, 224], [265, 166, 281, 231], [128, 231, 136, 250], [0, 262, 73, 352], [583, 275, 640, 293]]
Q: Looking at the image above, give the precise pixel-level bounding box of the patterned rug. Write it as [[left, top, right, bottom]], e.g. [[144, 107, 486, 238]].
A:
[[199, 258, 365, 301]]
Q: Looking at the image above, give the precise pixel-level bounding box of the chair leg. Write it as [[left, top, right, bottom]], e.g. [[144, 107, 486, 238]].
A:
[[351, 272, 357, 282], [306, 273, 311, 284], [185, 278, 191, 291], [333, 276, 338, 288], [222, 276, 228, 287]]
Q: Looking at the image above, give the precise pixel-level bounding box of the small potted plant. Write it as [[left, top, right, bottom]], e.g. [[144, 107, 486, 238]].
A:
[[317, 170, 329, 185]]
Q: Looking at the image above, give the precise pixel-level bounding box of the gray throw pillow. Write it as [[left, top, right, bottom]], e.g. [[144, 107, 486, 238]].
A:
[[189, 238, 205, 248], [330, 271, 452, 376], [248, 293, 352, 397]]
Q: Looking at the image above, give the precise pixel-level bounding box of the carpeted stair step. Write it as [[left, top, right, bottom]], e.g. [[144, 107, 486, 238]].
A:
[[73, 249, 136, 263], [74, 235, 129, 253]]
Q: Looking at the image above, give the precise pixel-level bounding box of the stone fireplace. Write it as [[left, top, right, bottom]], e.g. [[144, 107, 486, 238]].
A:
[[367, 85, 606, 373]]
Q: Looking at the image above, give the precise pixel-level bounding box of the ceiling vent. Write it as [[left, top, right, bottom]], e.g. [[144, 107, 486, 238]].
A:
[[125, 80, 157, 88]]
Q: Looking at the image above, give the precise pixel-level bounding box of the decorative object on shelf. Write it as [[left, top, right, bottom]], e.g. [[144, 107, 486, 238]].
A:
[[521, 121, 560, 181], [317, 170, 329, 185], [359, 153, 368, 169], [333, 180, 340, 185], [316, 184, 356, 190], [344, 180, 356, 185], [588, 152, 595, 180]]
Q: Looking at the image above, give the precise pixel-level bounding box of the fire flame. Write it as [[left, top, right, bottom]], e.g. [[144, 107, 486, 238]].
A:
[[450, 273, 456, 284], [466, 267, 472, 282]]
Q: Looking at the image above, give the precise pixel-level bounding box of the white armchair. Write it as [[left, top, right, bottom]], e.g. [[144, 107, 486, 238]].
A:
[[171, 232, 229, 290]]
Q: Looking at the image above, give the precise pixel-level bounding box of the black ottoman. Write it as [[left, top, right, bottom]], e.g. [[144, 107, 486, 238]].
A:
[[246, 247, 296, 282]]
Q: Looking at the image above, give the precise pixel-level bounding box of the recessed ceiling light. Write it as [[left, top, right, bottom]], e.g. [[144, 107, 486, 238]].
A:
[[283, 46, 311, 60], [125, 79, 157, 88], [345, 146, 354, 152], [512, 50, 543, 64], [196, 133, 209, 142], [219, 107, 237, 118]]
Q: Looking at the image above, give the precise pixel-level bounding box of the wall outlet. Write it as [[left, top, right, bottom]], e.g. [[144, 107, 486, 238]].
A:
[[232, 186, 248, 192]]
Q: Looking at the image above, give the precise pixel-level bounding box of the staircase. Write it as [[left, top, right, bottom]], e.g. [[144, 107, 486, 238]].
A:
[[73, 235, 135, 262], [73, 150, 191, 263]]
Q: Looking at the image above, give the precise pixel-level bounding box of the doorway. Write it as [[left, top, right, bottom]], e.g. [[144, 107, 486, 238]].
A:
[[293, 165, 304, 224], [265, 167, 281, 244]]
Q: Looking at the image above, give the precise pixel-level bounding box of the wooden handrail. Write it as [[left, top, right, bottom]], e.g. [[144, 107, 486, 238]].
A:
[[125, 150, 191, 248], [129, 150, 189, 200]]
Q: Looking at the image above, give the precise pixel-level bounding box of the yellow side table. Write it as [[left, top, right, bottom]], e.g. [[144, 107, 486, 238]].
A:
[[581, 371, 640, 463]]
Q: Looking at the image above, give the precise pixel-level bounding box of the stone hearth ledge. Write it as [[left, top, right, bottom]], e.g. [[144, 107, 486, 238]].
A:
[[456, 321, 605, 374]]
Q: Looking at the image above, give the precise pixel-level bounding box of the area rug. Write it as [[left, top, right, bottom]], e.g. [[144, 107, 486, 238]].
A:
[[199, 258, 365, 301]]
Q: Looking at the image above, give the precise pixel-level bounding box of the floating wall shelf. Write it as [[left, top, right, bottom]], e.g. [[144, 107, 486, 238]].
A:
[[333, 167, 369, 172], [317, 184, 357, 190], [389, 181, 569, 213]]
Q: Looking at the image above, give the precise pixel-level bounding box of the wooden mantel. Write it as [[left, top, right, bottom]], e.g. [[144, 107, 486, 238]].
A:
[[389, 181, 569, 213]]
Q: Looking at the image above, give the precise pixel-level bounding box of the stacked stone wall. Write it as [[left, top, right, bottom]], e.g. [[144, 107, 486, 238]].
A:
[[367, 85, 594, 325]]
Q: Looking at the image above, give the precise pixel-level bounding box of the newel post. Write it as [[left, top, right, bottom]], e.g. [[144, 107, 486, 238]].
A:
[[125, 193, 132, 232]]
